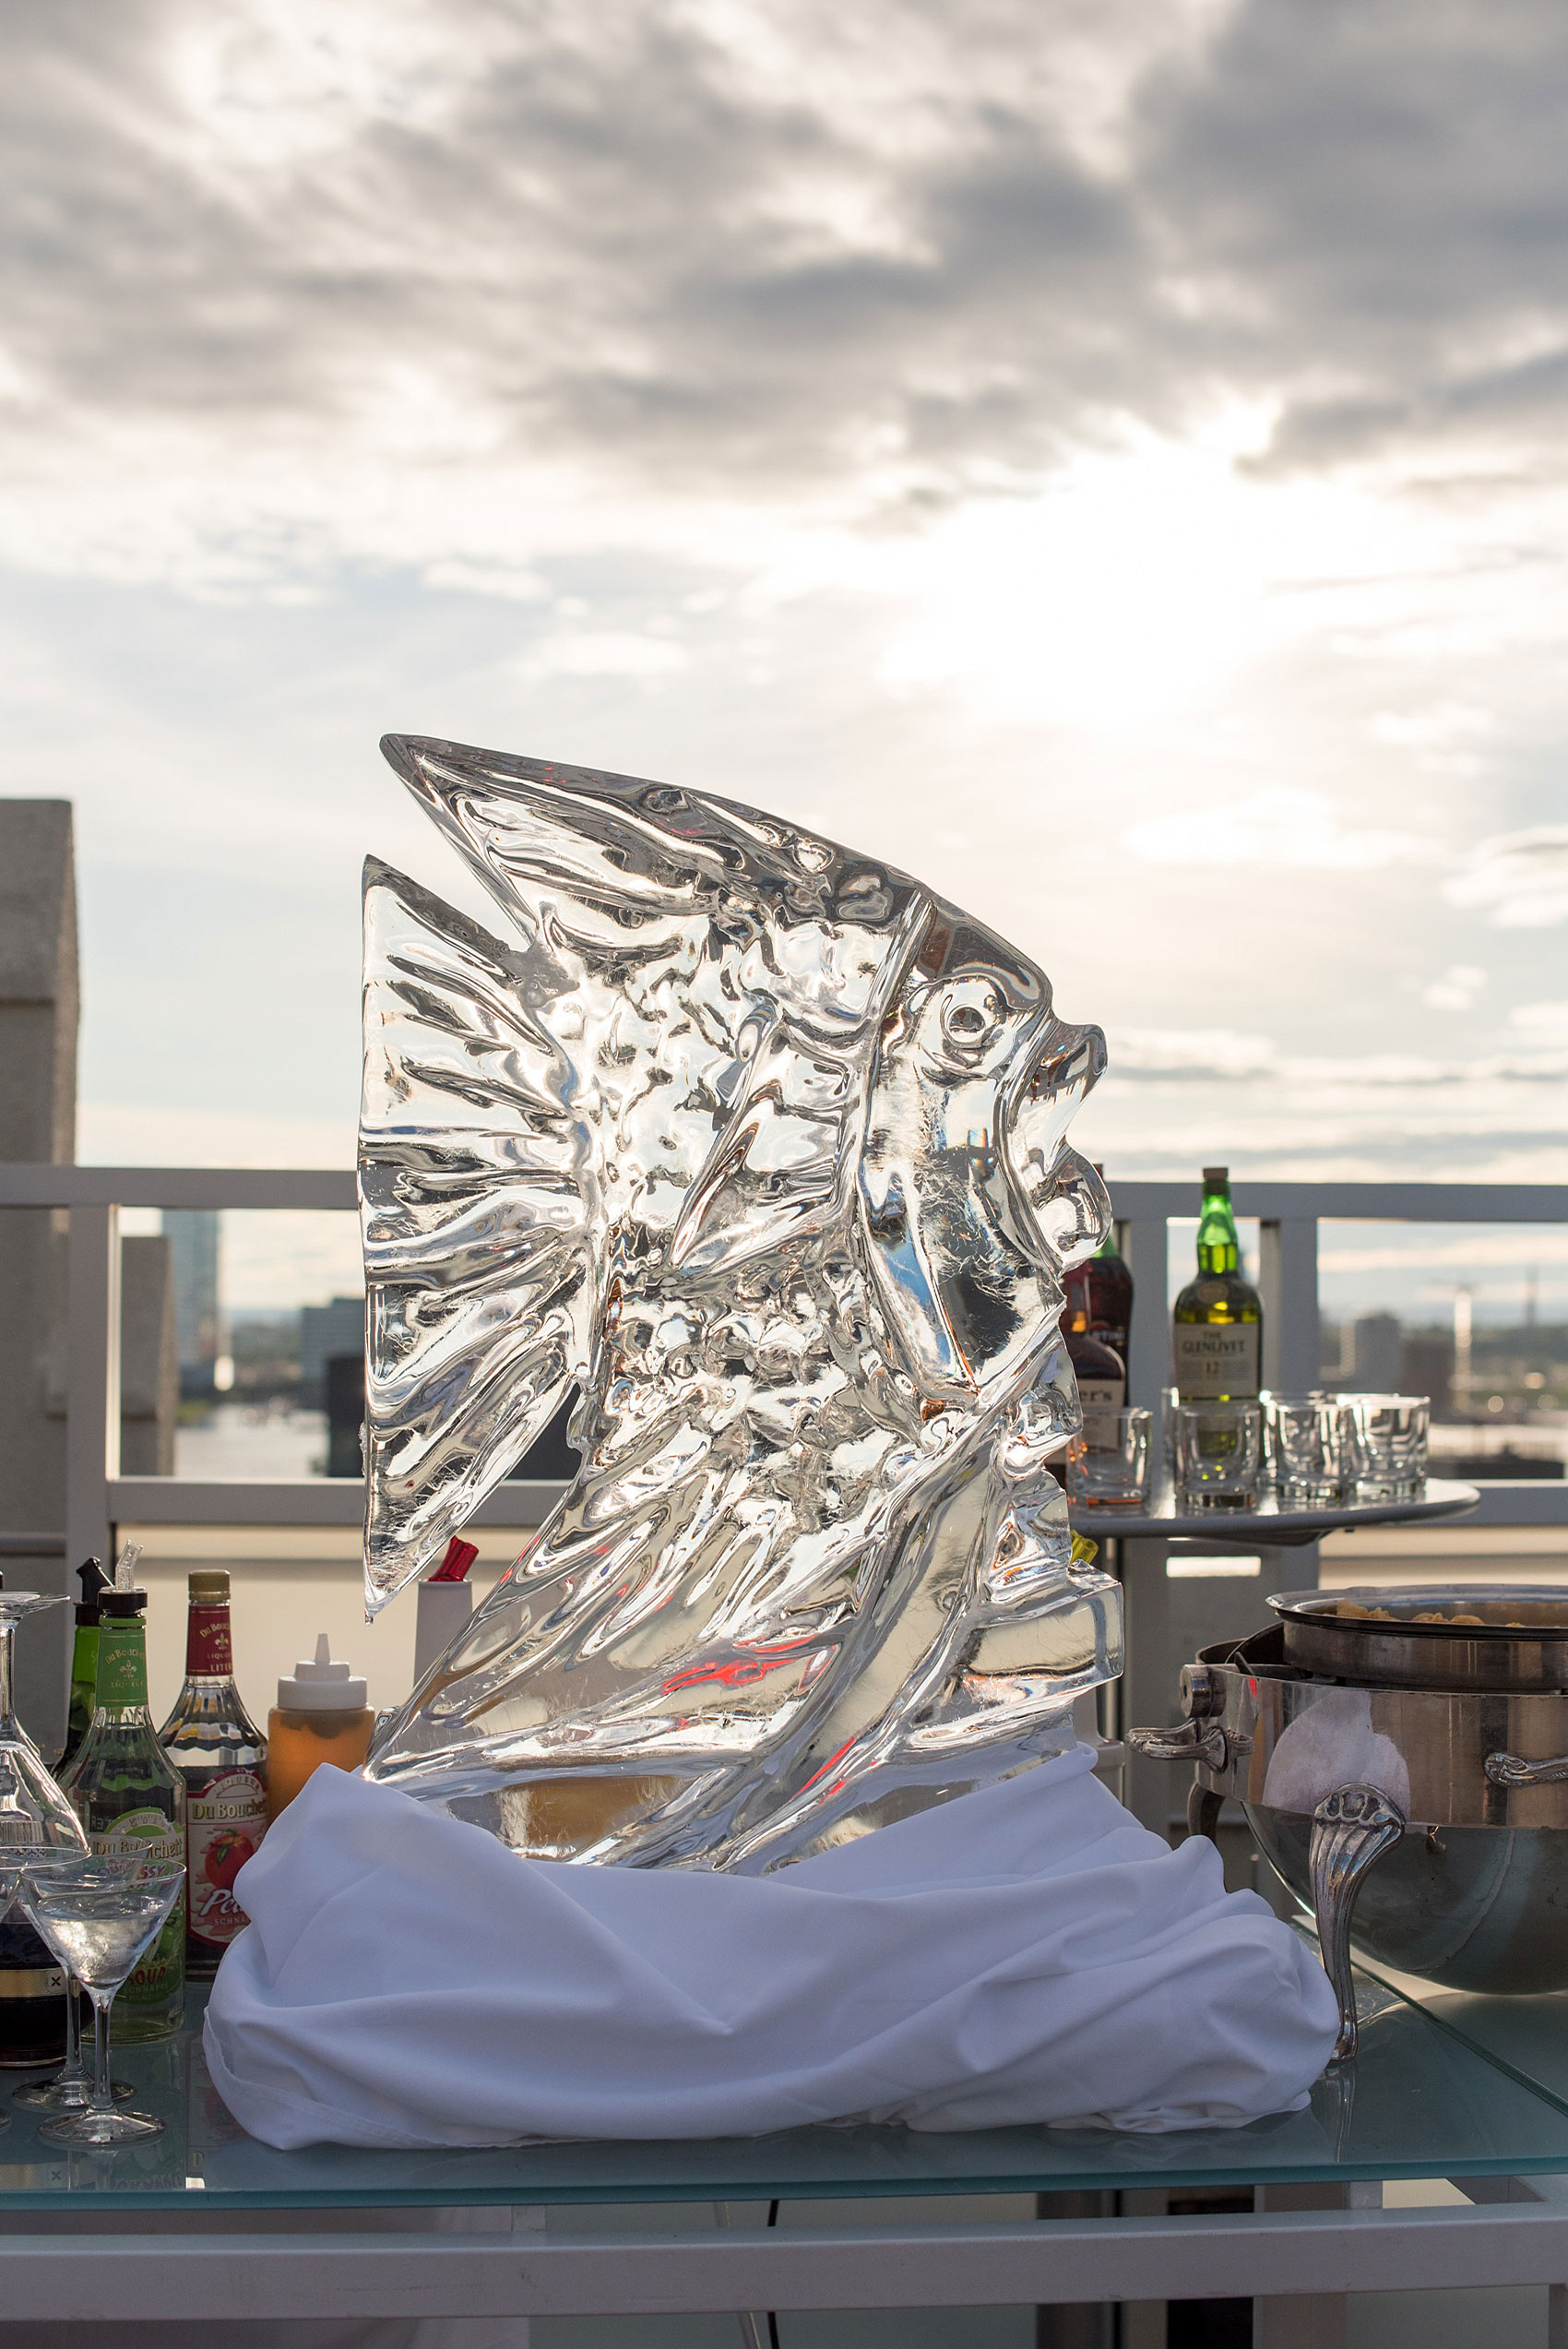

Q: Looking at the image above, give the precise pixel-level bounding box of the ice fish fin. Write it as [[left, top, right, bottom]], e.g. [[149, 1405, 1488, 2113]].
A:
[[378, 733, 929, 1271], [360, 858, 599, 1614]]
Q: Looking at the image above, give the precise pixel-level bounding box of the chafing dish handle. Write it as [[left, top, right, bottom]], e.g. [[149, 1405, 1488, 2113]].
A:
[[1485, 1750, 1568, 1788], [1310, 1784, 1407, 2065], [1125, 1720, 1228, 1771]]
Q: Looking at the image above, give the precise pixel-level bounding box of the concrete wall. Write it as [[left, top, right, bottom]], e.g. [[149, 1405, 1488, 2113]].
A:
[[0, 800, 76, 1547]]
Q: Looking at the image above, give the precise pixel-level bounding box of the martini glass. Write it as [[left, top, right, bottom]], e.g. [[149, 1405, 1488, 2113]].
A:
[[20, 1856, 185, 2146], [0, 1590, 91, 2131]]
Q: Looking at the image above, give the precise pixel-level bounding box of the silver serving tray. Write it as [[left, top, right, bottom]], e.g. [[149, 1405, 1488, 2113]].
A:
[[1269, 1584, 1568, 1692]]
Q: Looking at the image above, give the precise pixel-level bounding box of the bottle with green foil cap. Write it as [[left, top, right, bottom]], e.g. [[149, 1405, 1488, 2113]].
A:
[[62, 1589, 186, 2041], [1171, 1165, 1264, 1401], [60, 1556, 110, 1771]]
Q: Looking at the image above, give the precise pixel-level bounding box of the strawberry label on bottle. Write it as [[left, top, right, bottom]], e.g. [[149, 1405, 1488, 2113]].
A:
[[186, 1769, 266, 1950]]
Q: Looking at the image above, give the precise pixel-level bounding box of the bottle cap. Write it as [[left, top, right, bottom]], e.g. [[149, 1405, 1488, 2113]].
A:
[[75, 1556, 109, 1624], [101, 1589, 147, 1619], [1202, 1165, 1229, 1190], [277, 1632, 367, 1712], [427, 1536, 479, 1584], [189, 1570, 230, 1603]]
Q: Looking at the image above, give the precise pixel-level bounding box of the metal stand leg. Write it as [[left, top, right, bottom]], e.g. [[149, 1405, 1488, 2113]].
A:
[[1187, 1780, 1223, 1845], [1310, 1784, 1406, 2063]]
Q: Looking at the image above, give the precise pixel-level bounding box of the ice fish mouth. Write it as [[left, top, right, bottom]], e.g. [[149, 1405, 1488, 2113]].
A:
[[1003, 1015, 1111, 1275]]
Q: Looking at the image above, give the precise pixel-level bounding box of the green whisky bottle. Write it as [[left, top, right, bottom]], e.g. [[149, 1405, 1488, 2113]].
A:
[[62, 1589, 186, 2042], [60, 1556, 109, 1770], [1171, 1166, 1264, 1401]]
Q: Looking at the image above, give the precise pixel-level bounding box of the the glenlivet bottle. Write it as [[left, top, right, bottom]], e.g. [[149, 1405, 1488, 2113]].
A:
[[159, 1570, 267, 1976], [62, 1588, 186, 2041], [1172, 1165, 1263, 1401]]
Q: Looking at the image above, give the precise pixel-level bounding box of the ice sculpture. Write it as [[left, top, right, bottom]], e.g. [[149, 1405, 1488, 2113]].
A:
[[362, 736, 1121, 1869]]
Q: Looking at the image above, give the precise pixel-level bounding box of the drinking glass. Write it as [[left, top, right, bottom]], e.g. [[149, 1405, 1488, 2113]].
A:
[[20, 1856, 185, 2146], [1264, 1394, 1345, 1506], [0, 1591, 91, 2129], [1175, 1401, 1263, 1510], [1066, 1408, 1153, 1508], [1338, 1393, 1430, 1502]]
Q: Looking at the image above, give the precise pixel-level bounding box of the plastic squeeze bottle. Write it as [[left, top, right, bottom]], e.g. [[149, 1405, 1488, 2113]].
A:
[[267, 1635, 374, 1821]]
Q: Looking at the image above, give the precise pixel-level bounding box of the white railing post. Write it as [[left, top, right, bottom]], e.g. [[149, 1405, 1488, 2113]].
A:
[[1119, 1215, 1170, 1413], [62, 1201, 120, 1734], [1258, 1219, 1321, 1395]]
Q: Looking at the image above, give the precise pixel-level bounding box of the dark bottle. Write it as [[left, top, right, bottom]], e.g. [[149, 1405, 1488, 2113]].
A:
[[63, 1589, 186, 2041], [60, 1555, 110, 1771], [1172, 1166, 1264, 1401], [0, 1570, 69, 2068], [1062, 1281, 1127, 1449], [159, 1570, 267, 1977], [1080, 1169, 1134, 1361]]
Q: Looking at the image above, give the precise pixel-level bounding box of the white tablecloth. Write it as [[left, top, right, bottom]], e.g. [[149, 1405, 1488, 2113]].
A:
[[206, 1747, 1337, 2150]]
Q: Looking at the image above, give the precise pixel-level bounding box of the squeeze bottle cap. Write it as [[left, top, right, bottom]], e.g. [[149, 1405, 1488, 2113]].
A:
[[277, 1632, 368, 1712]]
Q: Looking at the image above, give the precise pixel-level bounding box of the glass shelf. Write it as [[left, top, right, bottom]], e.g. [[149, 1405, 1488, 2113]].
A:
[[1071, 1477, 1479, 1548], [2, 1977, 1566, 2212]]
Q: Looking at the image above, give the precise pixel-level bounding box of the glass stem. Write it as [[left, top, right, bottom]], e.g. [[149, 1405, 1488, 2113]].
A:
[[63, 1973, 85, 2082], [89, 1990, 113, 2116], [0, 1616, 14, 1735]]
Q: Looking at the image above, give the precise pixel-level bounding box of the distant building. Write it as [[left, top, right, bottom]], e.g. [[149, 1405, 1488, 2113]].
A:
[[1401, 1330, 1455, 1419], [162, 1209, 223, 1393], [1349, 1312, 1403, 1393], [299, 1295, 365, 1401]]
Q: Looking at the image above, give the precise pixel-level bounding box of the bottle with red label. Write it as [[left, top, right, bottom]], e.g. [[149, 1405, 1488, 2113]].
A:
[[157, 1570, 268, 1977]]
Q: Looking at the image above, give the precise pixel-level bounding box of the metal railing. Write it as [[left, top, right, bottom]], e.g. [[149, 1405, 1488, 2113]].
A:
[[2, 1163, 1565, 1580]]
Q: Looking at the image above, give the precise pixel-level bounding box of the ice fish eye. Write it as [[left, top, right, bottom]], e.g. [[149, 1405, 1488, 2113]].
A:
[[938, 980, 1005, 1056]]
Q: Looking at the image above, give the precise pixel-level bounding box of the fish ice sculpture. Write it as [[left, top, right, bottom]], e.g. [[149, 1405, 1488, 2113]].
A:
[[362, 735, 1122, 1869]]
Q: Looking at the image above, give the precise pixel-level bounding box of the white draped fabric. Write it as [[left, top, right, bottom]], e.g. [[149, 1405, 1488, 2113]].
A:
[[205, 1748, 1337, 2151]]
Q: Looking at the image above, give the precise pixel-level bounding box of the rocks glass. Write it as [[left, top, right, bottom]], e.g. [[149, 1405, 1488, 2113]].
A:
[[1066, 1408, 1154, 1509], [1339, 1394, 1430, 1502], [1175, 1401, 1263, 1511], [20, 1855, 185, 2147], [1264, 1394, 1345, 1507]]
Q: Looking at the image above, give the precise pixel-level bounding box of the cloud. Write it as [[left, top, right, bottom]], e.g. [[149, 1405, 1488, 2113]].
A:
[[3, 0, 1568, 597], [515, 629, 690, 683], [1445, 827, 1568, 926], [1423, 963, 1487, 1011], [1510, 999, 1568, 1038], [1124, 785, 1435, 869]]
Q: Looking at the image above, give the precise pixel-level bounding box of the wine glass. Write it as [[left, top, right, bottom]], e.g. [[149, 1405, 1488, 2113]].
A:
[[20, 1855, 185, 2147], [0, 1590, 91, 2130]]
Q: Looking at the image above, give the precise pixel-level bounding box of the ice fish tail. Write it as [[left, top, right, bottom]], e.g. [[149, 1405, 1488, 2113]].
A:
[[360, 858, 599, 1611]]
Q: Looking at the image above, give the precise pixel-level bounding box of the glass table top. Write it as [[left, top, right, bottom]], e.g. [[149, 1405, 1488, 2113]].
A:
[[3, 1976, 1568, 2212]]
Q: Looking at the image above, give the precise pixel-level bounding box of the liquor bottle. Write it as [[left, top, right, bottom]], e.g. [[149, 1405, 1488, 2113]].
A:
[[0, 1570, 71, 2068], [62, 1588, 186, 2041], [1080, 1166, 1134, 1360], [60, 1555, 110, 1770], [158, 1570, 268, 1979], [1172, 1165, 1264, 1401], [1062, 1275, 1127, 1448]]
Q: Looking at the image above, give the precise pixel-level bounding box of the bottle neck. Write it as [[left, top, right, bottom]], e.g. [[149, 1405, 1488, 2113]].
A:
[[1196, 1190, 1240, 1275], [93, 1615, 151, 1720], [1095, 1226, 1121, 1260], [185, 1601, 235, 1685]]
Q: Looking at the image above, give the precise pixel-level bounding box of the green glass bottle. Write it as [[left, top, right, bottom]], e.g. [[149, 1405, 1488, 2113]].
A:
[[1171, 1165, 1263, 1401], [62, 1589, 186, 2042], [60, 1556, 109, 1770]]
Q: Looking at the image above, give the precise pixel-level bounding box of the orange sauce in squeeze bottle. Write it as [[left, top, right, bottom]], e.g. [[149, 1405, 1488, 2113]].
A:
[[267, 1634, 374, 1821]]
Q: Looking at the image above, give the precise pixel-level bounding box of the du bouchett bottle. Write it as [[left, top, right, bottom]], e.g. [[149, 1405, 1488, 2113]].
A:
[[159, 1570, 268, 1978], [1172, 1165, 1264, 1401], [62, 1588, 186, 2041]]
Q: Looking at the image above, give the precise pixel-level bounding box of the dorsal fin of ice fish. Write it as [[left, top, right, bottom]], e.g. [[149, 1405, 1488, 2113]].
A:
[[363, 736, 933, 1609]]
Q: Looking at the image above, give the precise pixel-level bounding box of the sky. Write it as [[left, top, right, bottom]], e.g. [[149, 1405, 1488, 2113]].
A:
[[3, 0, 1567, 1313]]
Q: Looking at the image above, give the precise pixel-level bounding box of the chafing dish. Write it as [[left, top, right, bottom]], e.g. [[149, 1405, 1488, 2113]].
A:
[[1129, 1586, 1568, 2061]]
